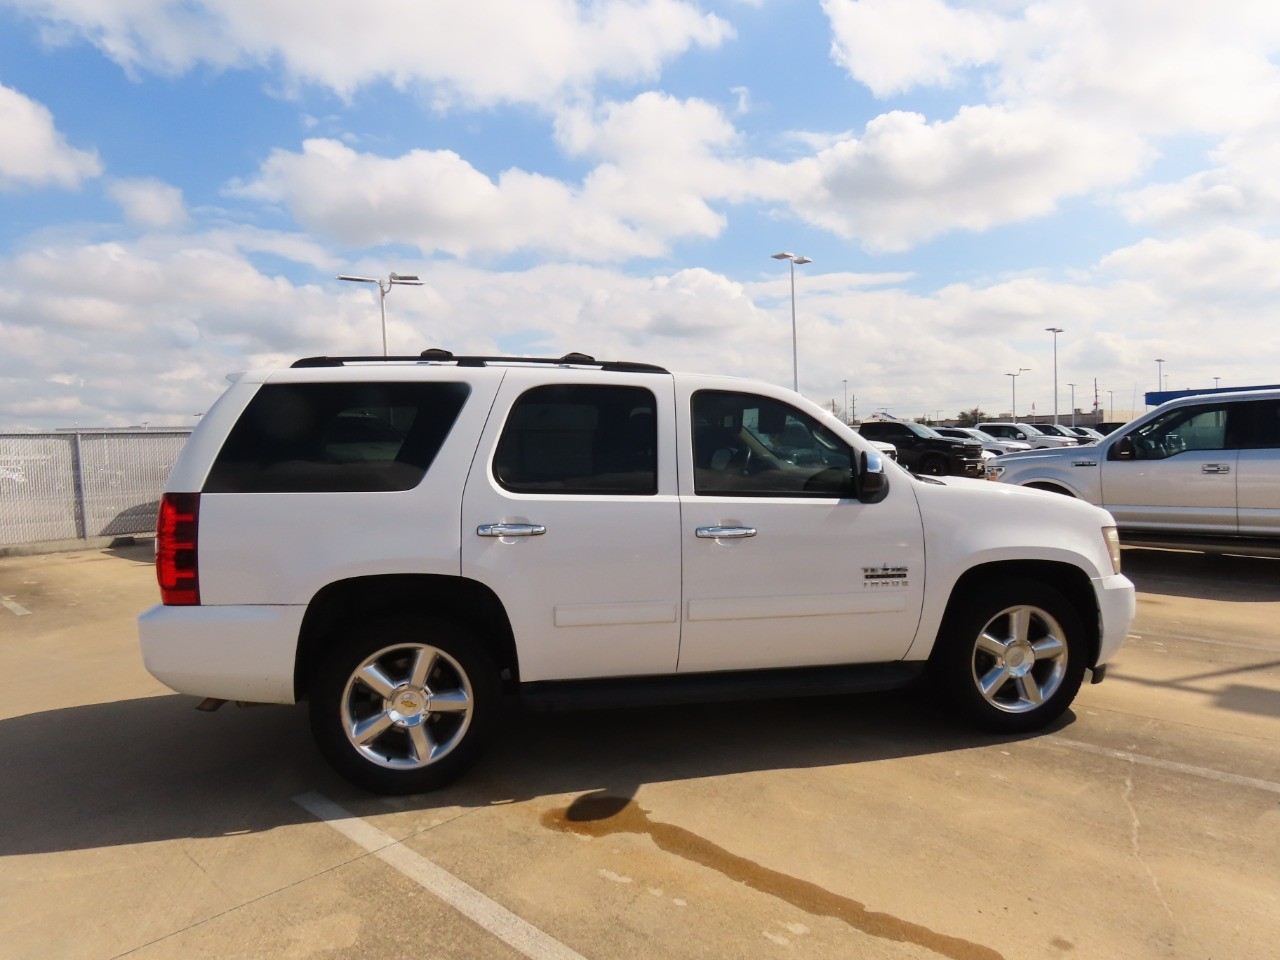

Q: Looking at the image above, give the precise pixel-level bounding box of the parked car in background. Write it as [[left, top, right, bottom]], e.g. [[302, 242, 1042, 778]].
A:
[[935, 426, 1032, 456], [1069, 426, 1107, 442], [987, 388, 1280, 555], [978, 422, 1079, 449], [1033, 423, 1089, 444], [858, 419, 984, 476]]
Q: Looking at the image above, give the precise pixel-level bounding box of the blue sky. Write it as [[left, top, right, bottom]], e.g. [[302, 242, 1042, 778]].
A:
[[3, 0, 1280, 430]]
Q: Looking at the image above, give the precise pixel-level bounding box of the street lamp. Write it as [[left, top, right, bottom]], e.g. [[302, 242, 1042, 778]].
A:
[[1213, 377, 1221, 389], [1067, 382, 1077, 427], [1006, 368, 1030, 420], [337, 272, 426, 356], [1155, 358, 1165, 397], [842, 379, 848, 424], [1045, 327, 1063, 424], [771, 252, 812, 392]]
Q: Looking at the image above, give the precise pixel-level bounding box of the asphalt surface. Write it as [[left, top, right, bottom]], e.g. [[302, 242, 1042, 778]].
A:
[[0, 543, 1276, 960]]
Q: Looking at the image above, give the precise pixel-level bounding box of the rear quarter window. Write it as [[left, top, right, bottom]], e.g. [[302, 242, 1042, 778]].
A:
[[204, 381, 469, 493]]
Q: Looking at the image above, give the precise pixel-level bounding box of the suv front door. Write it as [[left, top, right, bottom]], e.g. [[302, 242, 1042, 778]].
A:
[[676, 386, 925, 673], [1102, 401, 1239, 534]]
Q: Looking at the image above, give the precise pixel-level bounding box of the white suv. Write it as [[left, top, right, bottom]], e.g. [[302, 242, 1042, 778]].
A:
[[139, 351, 1134, 793]]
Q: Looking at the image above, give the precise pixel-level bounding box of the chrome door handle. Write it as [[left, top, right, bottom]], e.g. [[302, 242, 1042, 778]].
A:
[[477, 523, 546, 537], [696, 525, 757, 539], [1202, 464, 1231, 474]]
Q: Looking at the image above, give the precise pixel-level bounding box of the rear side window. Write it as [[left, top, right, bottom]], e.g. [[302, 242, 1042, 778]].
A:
[[494, 384, 657, 495], [205, 382, 469, 493]]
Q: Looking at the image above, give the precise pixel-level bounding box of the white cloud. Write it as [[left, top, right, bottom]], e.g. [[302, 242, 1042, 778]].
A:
[[823, 0, 1006, 97], [231, 94, 791, 260], [108, 177, 189, 229], [0, 83, 101, 190], [1117, 132, 1280, 231], [789, 105, 1149, 251], [12, 0, 732, 106]]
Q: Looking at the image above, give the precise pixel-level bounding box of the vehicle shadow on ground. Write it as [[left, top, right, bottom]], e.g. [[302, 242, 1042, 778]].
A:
[[1121, 547, 1280, 602], [0, 688, 1071, 857]]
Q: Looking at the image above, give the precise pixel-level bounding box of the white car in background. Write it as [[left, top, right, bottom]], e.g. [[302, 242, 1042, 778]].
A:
[[978, 422, 1078, 449], [935, 426, 1032, 456]]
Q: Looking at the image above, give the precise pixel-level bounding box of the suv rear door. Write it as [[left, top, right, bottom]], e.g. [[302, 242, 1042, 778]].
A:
[[461, 369, 681, 683]]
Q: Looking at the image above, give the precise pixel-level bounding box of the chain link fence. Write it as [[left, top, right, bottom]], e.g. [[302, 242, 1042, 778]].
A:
[[0, 430, 191, 547]]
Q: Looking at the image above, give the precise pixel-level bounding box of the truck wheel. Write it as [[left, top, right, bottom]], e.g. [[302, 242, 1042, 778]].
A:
[[920, 456, 948, 476], [309, 616, 498, 794], [932, 580, 1087, 733]]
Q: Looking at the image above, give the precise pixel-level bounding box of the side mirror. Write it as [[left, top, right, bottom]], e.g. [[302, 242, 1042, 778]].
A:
[[1111, 436, 1135, 461], [857, 450, 888, 502], [1015, 433, 1026, 440]]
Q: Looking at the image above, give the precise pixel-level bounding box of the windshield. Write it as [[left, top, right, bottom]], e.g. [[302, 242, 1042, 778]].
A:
[[1017, 424, 1046, 435], [907, 422, 944, 439], [968, 429, 1000, 442]]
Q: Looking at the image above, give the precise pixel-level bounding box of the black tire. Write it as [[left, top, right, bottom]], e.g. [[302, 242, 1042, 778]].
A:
[[309, 615, 499, 794], [931, 579, 1087, 733], [920, 456, 948, 476]]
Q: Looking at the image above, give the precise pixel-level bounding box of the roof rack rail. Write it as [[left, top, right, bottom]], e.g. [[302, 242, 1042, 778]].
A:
[[291, 350, 669, 374]]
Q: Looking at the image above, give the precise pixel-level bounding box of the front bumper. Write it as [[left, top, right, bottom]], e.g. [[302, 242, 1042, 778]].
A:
[[1092, 573, 1136, 667], [138, 603, 306, 703]]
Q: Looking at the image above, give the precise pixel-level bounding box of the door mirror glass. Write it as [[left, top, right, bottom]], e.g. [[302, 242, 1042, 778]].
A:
[[1112, 435, 1135, 460]]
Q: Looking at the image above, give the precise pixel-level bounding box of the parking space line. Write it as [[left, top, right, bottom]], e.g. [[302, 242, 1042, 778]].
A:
[[1048, 737, 1280, 794], [1, 596, 31, 616], [293, 791, 589, 960]]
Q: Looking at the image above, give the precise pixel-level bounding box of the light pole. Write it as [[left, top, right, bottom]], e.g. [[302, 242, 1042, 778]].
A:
[[1155, 358, 1165, 397], [771, 252, 812, 392], [1213, 376, 1221, 389], [337, 272, 426, 356], [1107, 390, 1114, 422], [1006, 368, 1030, 420], [842, 379, 848, 424], [1045, 327, 1063, 424], [1067, 382, 1077, 427]]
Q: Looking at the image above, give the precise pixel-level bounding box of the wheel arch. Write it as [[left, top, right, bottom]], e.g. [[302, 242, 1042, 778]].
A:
[[934, 560, 1101, 667], [294, 574, 518, 701], [1024, 480, 1077, 497]]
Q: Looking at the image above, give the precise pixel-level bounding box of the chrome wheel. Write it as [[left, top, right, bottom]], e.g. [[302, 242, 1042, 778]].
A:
[[340, 642, 475, 770], [970, 604, 1068, 714]]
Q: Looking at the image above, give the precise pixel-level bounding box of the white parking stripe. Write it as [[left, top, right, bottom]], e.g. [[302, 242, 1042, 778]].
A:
[[1, 596, 31, 616], [293, 791, 589, 960], [1048, 738, 1280, 794]]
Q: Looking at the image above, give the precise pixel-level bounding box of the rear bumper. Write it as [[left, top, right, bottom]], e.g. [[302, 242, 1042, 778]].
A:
[[1092, 573, 1136, 666], [138, 603, 305, 703]]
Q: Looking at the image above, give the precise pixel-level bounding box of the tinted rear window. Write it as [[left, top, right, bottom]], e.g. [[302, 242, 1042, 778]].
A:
[[205, 382, 469, 493]]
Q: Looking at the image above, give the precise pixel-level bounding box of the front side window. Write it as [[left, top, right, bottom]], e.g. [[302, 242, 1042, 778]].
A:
[[205, 381, 469, 493], [1118, 403, 1232, 460], [494, 384, 657, 495], [693, 391, 853, 497]]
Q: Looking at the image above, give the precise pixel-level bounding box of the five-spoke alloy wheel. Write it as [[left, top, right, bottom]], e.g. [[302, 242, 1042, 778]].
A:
[[310, 617, 497, 794], [933, 579, 1088, 733]]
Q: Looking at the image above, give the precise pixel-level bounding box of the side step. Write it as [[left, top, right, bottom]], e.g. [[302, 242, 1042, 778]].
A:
[[520, 661, 925, 713]]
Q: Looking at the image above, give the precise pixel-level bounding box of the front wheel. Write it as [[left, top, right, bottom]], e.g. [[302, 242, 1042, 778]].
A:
[[919, 456, 948, 476], [932, 580, 1088, 733], [309, 616, 498, 794]]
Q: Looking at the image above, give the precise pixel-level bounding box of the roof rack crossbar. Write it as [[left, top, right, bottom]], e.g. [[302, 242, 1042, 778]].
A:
[[291, 351, 669, 373]]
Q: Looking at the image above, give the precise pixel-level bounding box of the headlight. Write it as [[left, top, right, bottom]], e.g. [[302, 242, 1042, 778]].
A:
[[986, 464, 1005, 481], [1103, 526, 1122, 574]]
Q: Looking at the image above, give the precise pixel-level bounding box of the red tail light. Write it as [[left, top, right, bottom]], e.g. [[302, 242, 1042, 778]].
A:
[[157, 492, 200, 605]]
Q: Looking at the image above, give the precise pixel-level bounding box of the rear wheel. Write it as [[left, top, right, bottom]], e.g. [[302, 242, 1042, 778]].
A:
[[932, 580, 1087, 733], [309, 616, 498, 794]]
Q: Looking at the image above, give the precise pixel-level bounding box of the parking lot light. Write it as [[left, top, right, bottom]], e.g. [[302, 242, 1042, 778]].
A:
[[338, 273, 426, 356]]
